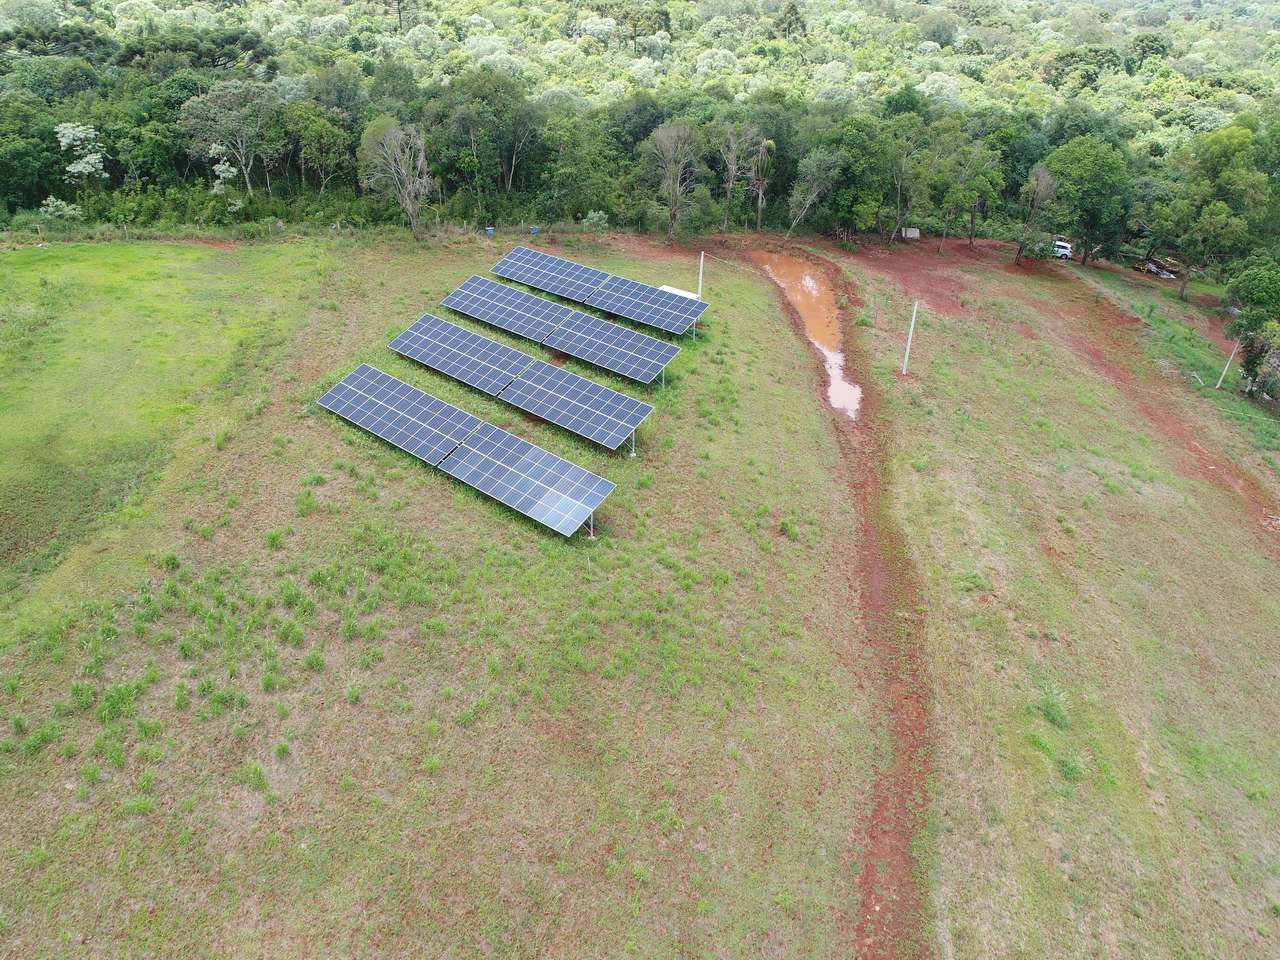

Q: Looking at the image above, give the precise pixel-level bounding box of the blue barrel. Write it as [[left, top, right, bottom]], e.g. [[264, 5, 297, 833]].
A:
[[484, 226, 494, 237], [530, 226, 540, 236]]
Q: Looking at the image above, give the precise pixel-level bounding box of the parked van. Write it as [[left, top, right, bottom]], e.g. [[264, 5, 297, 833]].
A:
[[1052, 239, 1073, 259]]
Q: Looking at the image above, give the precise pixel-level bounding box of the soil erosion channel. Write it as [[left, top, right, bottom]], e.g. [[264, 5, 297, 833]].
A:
[[752, 251, 863, 420], [752, 247, 932, 959]]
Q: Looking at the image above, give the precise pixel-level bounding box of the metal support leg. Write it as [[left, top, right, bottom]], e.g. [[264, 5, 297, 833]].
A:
[[629, 432, 636, 458], [586, 513, 595, 540]]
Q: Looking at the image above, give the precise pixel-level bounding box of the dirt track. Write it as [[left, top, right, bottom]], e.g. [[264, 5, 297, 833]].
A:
[[733, 239, 933, 960]]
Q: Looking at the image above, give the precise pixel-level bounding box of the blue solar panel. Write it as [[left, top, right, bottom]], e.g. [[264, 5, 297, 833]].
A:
[[490, 246, 610, 302], [438, 423, 615, 536], [542, 310, 679, 384], [317, 366, 613, 536], [442, 275, 679, 383], [441, 275, 568, 341], [584, 276, 709, 335], [499, 360, 653, 450], [317, 364, 480, 465], [391, 314, 652, 449], [389, 313, 530, 396]]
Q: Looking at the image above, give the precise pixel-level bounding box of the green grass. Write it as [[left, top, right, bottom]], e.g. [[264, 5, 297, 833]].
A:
[[0, 236, 876, 957], [840, 251, 1279, 959], [1082, 268, 1280, 472], [0, 241, 337, 601]]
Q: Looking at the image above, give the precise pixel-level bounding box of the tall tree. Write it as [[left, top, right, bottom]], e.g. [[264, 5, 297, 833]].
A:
[[716, 120, 762, 231], [283, 102, 350, 193], [884, 113, 939, 242], [786, 148, 840, 239], [358, 116, 434, 238], [650, 123, 697, 242], [179, 80, 282, 196], [748, 137, 775, 232], [935, 134, 1003, 252], [1014, 163, 1057, 265], [1226, 265, 1280, 393], [1043, 135, 1132, 266], [774, 1, 807, 39]]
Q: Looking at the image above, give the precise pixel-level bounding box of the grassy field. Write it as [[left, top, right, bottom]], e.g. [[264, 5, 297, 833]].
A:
[[1, 233, 1277, 958], [0, 236, 878, 957], [823, 240, 1280, 958]]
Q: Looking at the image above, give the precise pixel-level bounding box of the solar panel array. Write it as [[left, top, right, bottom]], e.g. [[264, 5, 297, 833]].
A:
[[442, 275, 679, 383], [318, 364, 481, 465], [500, 360, 653, 450], [317, 246, 707, 535], [319, 365, 614, 536], [441, 274, 565, 342], [491, 245, 709, 336], [439, 423, 614, 536], [389, 314, 652, 450]]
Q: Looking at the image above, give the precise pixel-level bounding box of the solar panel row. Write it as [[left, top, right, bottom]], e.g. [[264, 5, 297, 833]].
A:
[[489, 245, 610, 302], [491, 246, 708, 336], [443, 275, 679, 383], [319, 365, 614, 536], [584, 275, 708, 335], [388, 312, 531, 396], [389, 314, 652, 450]]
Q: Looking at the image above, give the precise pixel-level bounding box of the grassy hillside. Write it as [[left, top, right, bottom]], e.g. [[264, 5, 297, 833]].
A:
[[0, 236, 879, 956], [1, 234, 1277, 958], [821, 239, 1280, 958]]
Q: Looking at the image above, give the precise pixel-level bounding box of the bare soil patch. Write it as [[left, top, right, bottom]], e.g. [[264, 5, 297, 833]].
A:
[[731, 237, 933, 959]]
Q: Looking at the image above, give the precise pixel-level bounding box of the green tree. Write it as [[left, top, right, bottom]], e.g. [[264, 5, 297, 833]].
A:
[[649, 122, 698, 242], [786, 148, 840, 239], [1226, 265, 1280, 392], [935, 133, 1003, 251], [1043, 135, 1132, 266], [283, 102, 351, 193], [748, 136, 775, 232], [1013, 163, 1057, 265], [774, 1, 806, 39], [358, 115, 434, 238], [0, 89, 58, 211], [180, 80, 282, 196]]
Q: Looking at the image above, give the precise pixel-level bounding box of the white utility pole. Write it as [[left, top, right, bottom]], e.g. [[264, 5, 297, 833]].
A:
[[698, 251, 705, 299], [902, 301, 919, 375], [1215, 340, 1240, 390]]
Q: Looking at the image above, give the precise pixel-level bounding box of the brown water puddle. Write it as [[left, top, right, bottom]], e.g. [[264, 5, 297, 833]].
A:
[[751, 251, 863, 420]]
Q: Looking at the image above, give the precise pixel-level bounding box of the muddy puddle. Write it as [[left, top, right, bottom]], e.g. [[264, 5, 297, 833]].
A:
[[752, 251, 862, 420]]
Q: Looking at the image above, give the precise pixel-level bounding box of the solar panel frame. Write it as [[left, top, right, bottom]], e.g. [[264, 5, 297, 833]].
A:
[[498, 360, 653, 450], [443, 275, 680, 383], [438, 422, 615, 536], [584, 276, 709, 335], [541, 309, 680, 384], [491, 246, 610, 302], [318, 366, 613, 536], [316, 364, 481, 466], [441, 275, 569, 341], [388, 313, 530, 396]]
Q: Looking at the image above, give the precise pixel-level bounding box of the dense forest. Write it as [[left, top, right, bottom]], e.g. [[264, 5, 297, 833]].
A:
[[3, 0, 1280, 380]]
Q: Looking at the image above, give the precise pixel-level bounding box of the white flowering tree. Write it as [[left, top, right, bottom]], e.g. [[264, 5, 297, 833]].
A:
[[55, 122, 109, 187]]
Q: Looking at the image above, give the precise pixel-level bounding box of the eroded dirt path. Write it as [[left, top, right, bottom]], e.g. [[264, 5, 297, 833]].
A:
[[740, 242, 932, 959]]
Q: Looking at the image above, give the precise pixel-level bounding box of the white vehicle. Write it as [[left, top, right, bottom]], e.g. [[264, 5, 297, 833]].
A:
[[1052, 239, 1073, 260]]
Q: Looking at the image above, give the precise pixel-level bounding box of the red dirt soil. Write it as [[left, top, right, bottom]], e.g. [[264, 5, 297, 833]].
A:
[[852, 236, 1280, 546], [729, 238, 932, 960]]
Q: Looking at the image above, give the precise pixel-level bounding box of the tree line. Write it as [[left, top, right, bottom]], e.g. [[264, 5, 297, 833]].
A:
[[2, 22, 1279, 390]]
